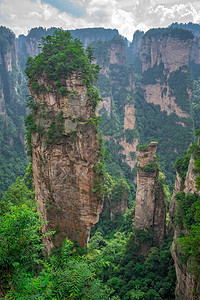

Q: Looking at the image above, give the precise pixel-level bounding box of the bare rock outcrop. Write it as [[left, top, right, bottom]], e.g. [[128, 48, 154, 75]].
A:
[[140, 32, 193, 73], [134, 142, 166, 249], [124, 103, 136, 130], [140, 29, 193, 117], [30, 73, 103, 252]]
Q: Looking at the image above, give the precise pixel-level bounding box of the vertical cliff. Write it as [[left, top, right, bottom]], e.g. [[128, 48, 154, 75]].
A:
[[0, 26, 28, 197], [135, 27, 195, 186], [140, 28, 193, 116], [25, 30, 104, 251], [93, 36, 137, 201], [134, 142, 166, 250], [169, 147, 200, 299], [16, 27, 119, 72]]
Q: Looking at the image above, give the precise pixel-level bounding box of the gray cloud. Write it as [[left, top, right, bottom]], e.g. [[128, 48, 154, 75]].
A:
[[0, 0, 199, 40], [41, 0, 85, 17]]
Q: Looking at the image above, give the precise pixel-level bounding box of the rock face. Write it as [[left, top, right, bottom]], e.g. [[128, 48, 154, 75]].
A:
[[17, 27, 119, 71], [169, 155, 200, 299], [124, 103, 136, 130], [140, 30, 193, 117], [171, 241, 200, 300], [131, 30, 144, 59], [144, 83, 190, 118], [134, 142, 166, 247], [140, 33, 193, 73], [94, 36, 137, 179], [94, 35, 127, 77], [30, 73, 103, 252], [117, 102, 138, 170]]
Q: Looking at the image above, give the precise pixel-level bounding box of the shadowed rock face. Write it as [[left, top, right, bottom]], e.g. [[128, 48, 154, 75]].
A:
[[103, 179, 129, 220], [30, 73, 103, 252], [169, 155, 200, 300], [134, 142, 166, 248]]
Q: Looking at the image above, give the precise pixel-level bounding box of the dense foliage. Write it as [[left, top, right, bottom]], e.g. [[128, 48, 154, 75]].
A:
[[25, 29, 100, 103], [144, 27, 194, 40], [168, 66, 193, 113], [174, 151, 191, 181], [2, 24, 200, 299], [89, 228, 175, 300], [92, 36, 138, 203], [0, 27, 28, 198], [0, 167, 117, 299], [173, 138, 200, 286], [191, 78, 200, 130], [134, 85, 194, 187], [24, 29, 104, 161], [170, 22, 200, 37], [142, 62, 166, 85], [175, 191, 200, 278]]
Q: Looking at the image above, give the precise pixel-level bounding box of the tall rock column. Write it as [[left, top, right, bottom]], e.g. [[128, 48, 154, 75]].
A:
[[25, 30, 104, 252], [134, 142, 166, 247]]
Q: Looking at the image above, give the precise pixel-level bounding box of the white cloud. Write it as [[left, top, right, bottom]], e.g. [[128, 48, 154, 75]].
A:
[[0, 0, 199, 40], [152, 3, 200, 26]]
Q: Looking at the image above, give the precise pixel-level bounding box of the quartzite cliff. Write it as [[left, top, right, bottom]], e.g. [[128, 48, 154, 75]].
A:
[[134, 142, 166, 250], [26, 31, 104, 252], [30, 73, 103, 251]]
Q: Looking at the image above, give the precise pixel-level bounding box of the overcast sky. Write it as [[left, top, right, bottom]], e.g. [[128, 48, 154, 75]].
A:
[[0, 0, 199, 41]]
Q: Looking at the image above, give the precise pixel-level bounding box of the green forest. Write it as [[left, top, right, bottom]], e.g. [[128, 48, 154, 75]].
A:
[[0, 24, 200, 299]]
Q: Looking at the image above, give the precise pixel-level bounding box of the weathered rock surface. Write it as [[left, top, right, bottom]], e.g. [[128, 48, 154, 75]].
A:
[[30, 73, 103, 252], [140, 31, 193, 117], [169, 155, 200, 299], [184, 156, 200, 196], [134, 142, 166, 248], [144, 83, 190, 118], [95, 39, 137, 174], [171, 236, 200, 300], [140, 34, 193, 73], [118, 138, 138, 171], [94, 36, 127, 77], [97, 95, 111, 116], [124, 103, 136, 130]]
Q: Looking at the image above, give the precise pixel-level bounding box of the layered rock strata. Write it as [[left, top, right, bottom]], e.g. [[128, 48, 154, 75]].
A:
[[134, 142, 166, 247], [30, 73, 103, 252]]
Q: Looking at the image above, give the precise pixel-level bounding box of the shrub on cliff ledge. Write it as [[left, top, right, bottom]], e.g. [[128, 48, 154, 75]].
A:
[[25, 29, 101, 105], [139, 161, 159, 173]]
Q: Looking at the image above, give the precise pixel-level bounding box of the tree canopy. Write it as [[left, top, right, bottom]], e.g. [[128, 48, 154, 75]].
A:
[[25, 29, 100, 96]]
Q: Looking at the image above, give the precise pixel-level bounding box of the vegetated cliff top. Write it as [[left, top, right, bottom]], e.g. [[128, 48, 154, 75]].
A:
[[18, 27, 119, 44], [143, 27, 194, 40], [170, 22, 200, 37], [25, 29, 100, 97], [0, 26, 15, 52]]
